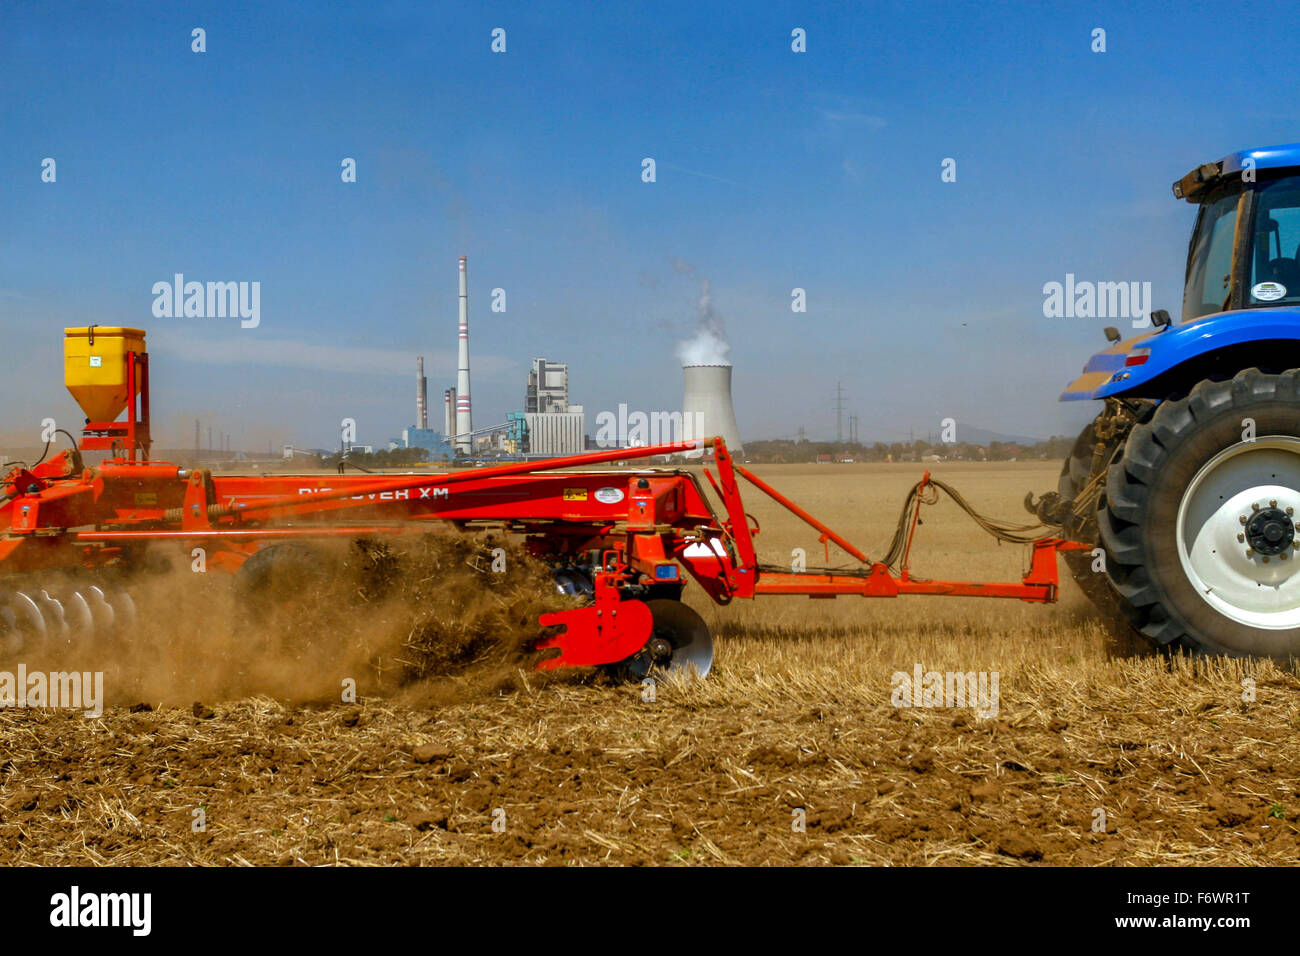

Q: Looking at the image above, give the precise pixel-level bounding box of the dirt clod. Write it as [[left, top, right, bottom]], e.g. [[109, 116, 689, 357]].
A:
[[995, 831, 1043, 860], [413, 743, 453, 764], [1207, 792, 1254, 828], [970, 780, 1001, 801], [409, 810, 450, 831]]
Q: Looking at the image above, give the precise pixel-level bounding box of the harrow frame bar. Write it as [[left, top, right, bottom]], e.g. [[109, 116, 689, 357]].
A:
[[3, 436, 1077, 604]]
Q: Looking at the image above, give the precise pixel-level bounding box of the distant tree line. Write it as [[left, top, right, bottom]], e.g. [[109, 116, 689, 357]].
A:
[[321, 446, 444, 470], [741, 436, 1075, 463]]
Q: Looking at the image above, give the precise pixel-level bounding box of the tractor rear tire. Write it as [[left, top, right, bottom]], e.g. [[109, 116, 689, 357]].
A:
[[1059, 423, 1115, 608], [1058, 423, 1149, 656], [1098, 368, 1300, 658]]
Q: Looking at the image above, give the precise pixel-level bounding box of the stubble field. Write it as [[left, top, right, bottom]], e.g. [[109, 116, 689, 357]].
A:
[[2, 460, 1298, 866]]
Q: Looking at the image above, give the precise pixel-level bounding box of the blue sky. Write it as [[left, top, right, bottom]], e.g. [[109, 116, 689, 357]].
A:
[[2, 0, 1297, 450]]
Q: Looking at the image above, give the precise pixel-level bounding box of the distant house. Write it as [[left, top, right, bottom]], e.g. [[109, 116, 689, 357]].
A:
[[817, 453, 832, 463]]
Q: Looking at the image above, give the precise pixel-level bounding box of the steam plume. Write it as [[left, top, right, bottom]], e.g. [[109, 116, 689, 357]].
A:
[[671, 261, 731, 366]]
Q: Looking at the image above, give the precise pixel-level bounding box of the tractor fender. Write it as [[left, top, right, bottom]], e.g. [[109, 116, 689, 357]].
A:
[[1060, 306, 1300, 401]]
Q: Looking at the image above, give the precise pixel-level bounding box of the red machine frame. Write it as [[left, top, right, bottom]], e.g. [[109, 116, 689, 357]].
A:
[[1, 426, 1081, 668], [0, 337, 1086, 670]]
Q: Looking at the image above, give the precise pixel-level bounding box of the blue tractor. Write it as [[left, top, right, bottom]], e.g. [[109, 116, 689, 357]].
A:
[[1035, 143, 1300, 658]]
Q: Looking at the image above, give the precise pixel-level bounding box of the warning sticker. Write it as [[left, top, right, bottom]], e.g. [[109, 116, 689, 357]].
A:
[[563, 488, 589, 501]]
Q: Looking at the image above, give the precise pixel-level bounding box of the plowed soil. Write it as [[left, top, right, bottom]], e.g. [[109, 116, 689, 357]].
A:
[[2, 461, 1298, 865]]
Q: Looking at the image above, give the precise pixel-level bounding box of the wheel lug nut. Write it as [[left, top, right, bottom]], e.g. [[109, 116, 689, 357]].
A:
[[1252, 503, 1261, 511], [1271, 499, 1278, 508], [1240, 515, 1249, 524], [1238, 533, 1246, 543], [1264, 556, 1272, 564]]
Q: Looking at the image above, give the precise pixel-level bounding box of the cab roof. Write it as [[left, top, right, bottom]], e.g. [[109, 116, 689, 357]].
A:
[[1173, 141, 1300, 202]]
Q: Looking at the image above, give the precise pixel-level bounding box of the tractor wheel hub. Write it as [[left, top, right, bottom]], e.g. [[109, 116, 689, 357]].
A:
[[1246, 507, 1295, 555]]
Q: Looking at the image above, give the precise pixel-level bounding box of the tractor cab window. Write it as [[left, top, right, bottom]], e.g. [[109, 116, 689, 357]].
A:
[[1247, 175, 1300, 308], [1183, 185, 1240, 322]]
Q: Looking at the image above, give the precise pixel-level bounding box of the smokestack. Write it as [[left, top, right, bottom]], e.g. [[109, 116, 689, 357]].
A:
[[455, 256, 472, 455], [416, 356, 428, 430], [683, 364, 743, 454], [444, 388, 455, 440]]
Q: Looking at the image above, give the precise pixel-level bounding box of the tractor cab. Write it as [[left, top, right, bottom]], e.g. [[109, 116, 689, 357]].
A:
[[1061, 143, 1300, 404], [1176, 143, 1300, 321]]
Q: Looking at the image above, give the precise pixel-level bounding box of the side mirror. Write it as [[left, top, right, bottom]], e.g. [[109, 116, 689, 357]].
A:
[[1150, 309, 1172, 328], [1104, 326, 1121, 343]]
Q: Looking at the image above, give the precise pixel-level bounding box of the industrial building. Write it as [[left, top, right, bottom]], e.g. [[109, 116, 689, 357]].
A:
[[521, 358, 585, 456], [503, 412, 527, 455], [525, 407, 585, 456], [526, 359, 570, 413], [402, 427, 442, 453]]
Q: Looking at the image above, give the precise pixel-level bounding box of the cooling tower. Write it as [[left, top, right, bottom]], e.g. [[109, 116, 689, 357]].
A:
[[682, 363, 743, 454], [455, 256, 472, 455]]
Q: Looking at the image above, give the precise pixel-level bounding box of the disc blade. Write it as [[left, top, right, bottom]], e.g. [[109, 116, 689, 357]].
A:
[[66, 591, 94, 638], [643, 599, 714, 678]]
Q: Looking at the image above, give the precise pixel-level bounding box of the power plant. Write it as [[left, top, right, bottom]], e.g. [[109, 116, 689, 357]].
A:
[[682, 363, 743, 454], [381, 259, 743, 463]]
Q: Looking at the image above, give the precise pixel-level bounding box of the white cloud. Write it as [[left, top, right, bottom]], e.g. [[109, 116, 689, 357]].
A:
[[149, 329, 514, 379]]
